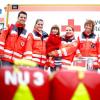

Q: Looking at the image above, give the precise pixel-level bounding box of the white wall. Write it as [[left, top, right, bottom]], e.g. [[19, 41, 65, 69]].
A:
[[8, 10, 100, 36], [1, 0, 100, 35]]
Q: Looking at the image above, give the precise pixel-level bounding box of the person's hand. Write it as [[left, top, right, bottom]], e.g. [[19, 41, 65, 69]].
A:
[[48, 52, 53, 57], [75, 53, 82, 58], [48, 51, 56, 57]]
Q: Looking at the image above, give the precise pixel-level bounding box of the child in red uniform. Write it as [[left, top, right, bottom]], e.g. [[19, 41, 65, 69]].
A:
[[46, 25, 61, 71]]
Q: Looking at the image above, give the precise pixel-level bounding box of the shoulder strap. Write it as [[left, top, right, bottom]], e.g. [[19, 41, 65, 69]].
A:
[[9, 24, 14, 33], [5, 24, 14, 39]]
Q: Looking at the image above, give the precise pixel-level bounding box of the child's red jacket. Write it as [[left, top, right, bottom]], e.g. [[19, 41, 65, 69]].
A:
[[46, 33, 61, 54]]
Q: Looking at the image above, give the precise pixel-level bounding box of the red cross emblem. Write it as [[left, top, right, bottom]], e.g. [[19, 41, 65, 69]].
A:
[[61, 19, 81, 32]]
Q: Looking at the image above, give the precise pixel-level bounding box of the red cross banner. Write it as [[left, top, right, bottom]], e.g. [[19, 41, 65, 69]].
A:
[[5, 4, 100, 36]]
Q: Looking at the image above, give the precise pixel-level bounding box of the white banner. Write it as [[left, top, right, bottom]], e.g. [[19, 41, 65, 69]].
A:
[[6, 5, 100, 36]]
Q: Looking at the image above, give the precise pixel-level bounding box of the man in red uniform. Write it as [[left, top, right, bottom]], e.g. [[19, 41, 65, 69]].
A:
[[0, 11, 28, 66]]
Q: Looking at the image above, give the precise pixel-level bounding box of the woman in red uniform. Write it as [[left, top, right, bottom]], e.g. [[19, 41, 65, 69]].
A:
[[23, 19, 48, 69], [76, 20, 99, 70], [49, 25, 78, 68]]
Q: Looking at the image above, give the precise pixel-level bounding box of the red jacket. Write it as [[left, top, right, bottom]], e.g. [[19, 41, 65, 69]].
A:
[[0, 23, 28, 63], [23, 30, 48, 66], [46, 34, 61, 54], [98, 35, 100, 67], [77, 32, 99, 68], [53, 36, 78, 67]]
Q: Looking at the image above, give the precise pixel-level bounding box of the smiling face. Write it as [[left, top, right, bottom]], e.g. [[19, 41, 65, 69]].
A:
[[17, 13, 27, 25], [50, 25, 60, 35], [84, 23, 93, 35], [84, 20, 95, 35], [34, 20, 44, 32], [51, 28, 59, 35], [65, 26, 74, 37]]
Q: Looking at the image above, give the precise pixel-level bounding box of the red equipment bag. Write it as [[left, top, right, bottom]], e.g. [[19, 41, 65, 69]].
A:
[[50, 69, 100, 100], [0, 67, 50, 100]]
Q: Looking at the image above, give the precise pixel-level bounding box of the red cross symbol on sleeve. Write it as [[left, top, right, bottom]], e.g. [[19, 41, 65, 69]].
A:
[[61, 19, 81, 32]]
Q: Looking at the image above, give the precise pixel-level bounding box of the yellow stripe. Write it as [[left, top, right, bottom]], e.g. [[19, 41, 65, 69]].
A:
[[13, 84, 34, 100], [71, 82, 90, 100]]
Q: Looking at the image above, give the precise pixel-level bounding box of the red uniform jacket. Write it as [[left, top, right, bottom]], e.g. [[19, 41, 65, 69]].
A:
[[23, 30, 48, 66], [0, 23, 28, 63], [77, 32, 99, 68], [53, 36, 78, 67], [46, 34, 61, 54]]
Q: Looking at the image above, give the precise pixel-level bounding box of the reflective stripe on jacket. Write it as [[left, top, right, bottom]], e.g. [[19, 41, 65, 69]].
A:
[[24, 31, 48, 66], [1, 24, 28, 62]]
